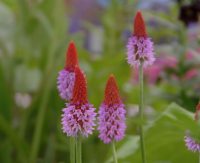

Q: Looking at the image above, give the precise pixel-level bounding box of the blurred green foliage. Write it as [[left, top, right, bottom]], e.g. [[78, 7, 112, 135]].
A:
[[0, 0, 200, 162], [113, 103, 200, 163]]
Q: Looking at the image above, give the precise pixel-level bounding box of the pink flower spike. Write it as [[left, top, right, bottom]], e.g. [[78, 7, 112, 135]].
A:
[[61, 67, 96, 137], [98, 75, 126, 144], [57, 41, 79, 101], [127, 11, 155, 68]]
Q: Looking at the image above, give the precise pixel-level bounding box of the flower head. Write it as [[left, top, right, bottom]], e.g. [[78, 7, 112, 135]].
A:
[[61, 67, 96, 137], [57, 41, 78, 101], [126, 11, 155, 68], [98, 75, 126, 144]]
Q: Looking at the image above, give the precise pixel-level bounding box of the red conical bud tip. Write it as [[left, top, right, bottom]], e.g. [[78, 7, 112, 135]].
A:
[[104, 74, 121, 106], [133, 11, 147, 37], [71, 67, 88, 104], [65, 41, 79, 71], [195, 102, 200, 121]]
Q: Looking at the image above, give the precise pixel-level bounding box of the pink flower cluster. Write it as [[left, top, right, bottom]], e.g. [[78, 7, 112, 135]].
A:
[[58, 42, 126, 143]]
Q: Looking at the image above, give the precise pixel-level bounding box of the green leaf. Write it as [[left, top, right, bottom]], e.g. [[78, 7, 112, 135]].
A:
[[114, 103, 199, 163]]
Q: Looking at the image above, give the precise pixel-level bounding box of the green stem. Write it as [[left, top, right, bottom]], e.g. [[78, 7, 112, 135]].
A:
[[70, 137, 75, 163], [199, 152, 200, 163], [29, 95, 48, 163], [29, 44, 56, 163], [139, 63, 146, 163], [29, 71, 54, 163], [76, 136, 82, 163], [112, 141, 118, 163]]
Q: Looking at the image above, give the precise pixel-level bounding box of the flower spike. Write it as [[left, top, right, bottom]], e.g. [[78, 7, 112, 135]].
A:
[[127, 11, 155, 68], [57, 41, 79, 101], [98, 74, 126, 144], [61, 67, 96, 137]]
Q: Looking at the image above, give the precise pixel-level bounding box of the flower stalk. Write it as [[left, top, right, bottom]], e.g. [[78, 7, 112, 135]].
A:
[[70, 137, 75, 163], [199, 152, 200, 163], [112, 141, 118, 163], [139, 62, 146, 163], [76, 136, 82, 163]]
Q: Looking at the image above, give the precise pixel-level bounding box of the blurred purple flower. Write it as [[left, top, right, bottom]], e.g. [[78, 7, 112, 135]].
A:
[[184, 103, 200, 152], [184, 135, 200, 152]]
